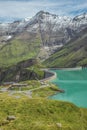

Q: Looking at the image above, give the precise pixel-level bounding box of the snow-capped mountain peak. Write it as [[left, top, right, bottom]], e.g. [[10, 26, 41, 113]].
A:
[[0, 11, 87, 47]]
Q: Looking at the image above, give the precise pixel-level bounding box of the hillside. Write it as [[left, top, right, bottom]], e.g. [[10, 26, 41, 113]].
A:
[[0, 32, 41, 68], [0, 93, 87, 130], [44, 28, 87, 68]]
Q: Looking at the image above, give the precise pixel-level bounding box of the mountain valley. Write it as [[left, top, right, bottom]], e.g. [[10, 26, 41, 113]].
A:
[[0, 11, 87, 82], [1, 10, 87, 130]]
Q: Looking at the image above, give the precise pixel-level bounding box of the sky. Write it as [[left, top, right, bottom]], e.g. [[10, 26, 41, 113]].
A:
[[0, 0, 87, 22]]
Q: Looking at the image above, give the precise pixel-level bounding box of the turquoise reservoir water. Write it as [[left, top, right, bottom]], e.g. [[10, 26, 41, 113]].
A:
[[50, 68, 87, 108]]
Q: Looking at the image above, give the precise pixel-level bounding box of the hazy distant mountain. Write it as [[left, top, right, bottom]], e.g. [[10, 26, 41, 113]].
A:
[[0, 17, 22, 23]]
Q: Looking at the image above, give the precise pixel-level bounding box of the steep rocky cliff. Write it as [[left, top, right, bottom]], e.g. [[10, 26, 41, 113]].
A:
[[0, 59, 44, 83]]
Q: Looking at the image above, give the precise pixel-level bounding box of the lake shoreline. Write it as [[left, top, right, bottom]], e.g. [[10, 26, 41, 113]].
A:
[[41, 69, 57, 82]]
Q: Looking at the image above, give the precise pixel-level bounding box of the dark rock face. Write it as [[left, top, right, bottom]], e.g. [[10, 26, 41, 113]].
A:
[[0, 59, 44, 83], [17, 59, 37, 69]]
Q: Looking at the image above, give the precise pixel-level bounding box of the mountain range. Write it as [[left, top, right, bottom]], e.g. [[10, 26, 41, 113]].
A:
[[0, 11, 87, 68], [1, 11, 87, 45]]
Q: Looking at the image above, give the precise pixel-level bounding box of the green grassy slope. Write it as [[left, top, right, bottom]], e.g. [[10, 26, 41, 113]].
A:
[[0, 93, 87, 130], [44, 28, 87, 68], [0, 32, 41, 68]]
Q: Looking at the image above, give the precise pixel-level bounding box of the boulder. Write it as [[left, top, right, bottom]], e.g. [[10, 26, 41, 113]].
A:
[[7, 116, 16, 121], [56, 123, 62, 128]]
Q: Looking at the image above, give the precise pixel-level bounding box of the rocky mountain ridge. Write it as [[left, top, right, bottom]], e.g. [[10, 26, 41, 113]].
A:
[[0, 11, 87, 47]]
